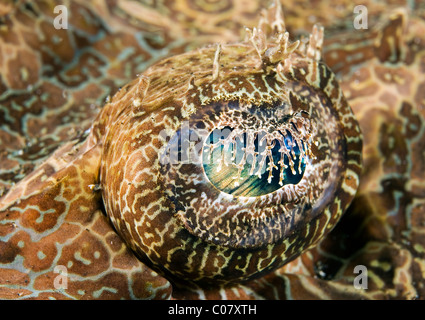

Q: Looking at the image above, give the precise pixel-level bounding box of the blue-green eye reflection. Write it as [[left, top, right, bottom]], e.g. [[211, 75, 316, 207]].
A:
[[202, 127, 306, 197]]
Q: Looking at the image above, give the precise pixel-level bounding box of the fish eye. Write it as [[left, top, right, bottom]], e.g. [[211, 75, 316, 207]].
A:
[[98, 8, 362, 286]]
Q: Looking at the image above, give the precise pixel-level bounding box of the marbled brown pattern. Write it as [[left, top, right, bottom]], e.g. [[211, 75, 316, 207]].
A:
[[1, 0, 425, 300]]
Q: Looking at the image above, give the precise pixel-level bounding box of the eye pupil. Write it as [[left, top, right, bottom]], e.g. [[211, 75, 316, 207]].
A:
[[203, 127, 306, 197]]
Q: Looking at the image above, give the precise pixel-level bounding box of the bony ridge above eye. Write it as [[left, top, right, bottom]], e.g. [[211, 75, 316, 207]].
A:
[[97, 4, 362, 286]]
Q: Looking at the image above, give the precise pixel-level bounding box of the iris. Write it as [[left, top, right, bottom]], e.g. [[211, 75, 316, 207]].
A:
[[203, 127, 306, 197]]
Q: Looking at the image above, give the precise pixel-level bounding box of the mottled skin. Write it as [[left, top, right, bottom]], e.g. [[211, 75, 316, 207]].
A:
[[0, 0, 425, 299]]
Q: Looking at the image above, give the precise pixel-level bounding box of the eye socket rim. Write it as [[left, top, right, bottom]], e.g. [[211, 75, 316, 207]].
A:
[[157, 97, 335, 249]]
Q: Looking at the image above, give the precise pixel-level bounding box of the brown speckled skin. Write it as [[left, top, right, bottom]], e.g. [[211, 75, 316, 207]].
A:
[[1, 0, 425, 299]]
